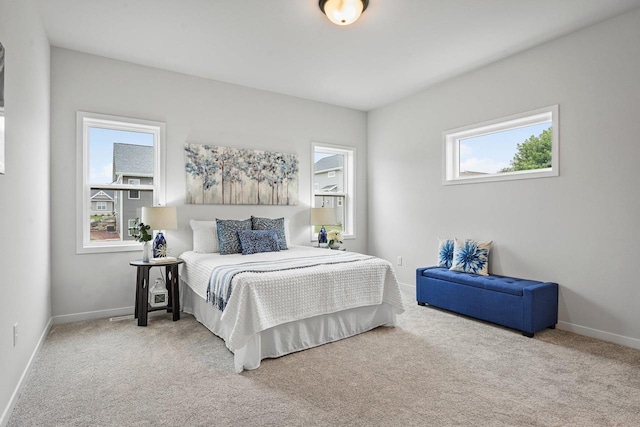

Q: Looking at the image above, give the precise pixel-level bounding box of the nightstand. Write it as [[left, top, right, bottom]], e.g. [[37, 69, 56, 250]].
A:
[[130, 258, 184, 326]]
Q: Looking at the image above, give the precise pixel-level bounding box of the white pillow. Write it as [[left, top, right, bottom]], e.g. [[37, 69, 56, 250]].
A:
[[190, 220, 219, 253], [284, 218, 291, 247]]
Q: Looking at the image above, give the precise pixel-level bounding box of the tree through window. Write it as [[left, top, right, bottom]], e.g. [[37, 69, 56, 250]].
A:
[[444, 105, 559, 185]]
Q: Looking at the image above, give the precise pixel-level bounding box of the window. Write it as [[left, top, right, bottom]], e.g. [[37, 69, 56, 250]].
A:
[[77, 111, 165, 253], [443, 105, 558, 185], [312, 142, 355, 239], [127, 218, 137, 237], [128, 179, 141, 199]]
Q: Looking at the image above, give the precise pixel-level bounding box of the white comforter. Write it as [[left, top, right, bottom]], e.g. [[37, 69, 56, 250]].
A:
[[180, 246, 404, 351]]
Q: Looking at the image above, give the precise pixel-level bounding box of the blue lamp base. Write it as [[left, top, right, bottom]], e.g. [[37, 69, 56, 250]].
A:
[[318, 226, 328, 248], [153, 232, 166, 258]]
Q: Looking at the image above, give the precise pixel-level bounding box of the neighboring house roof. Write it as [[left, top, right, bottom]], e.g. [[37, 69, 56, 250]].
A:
[[322, 184, 338, 192], [113, 143, 153, 178], [314, 154, 343, 173], [90, 190, 115, 201]]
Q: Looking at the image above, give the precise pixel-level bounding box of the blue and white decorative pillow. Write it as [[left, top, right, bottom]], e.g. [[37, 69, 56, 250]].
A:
[[237, 230, 281, 255], [437, 238, 454, 268], [450, 238, 492, 276], [251, 216, 288, 250], [216, 218, 252, 255]]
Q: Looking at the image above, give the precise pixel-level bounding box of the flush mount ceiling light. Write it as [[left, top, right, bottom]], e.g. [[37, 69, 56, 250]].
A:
[[319, 0, 369, 26]]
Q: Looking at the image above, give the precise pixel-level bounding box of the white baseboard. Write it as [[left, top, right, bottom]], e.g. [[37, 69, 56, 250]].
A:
[[557, 321, 640, 350], [52, 306, 134, 324], [398, 281, 415, 296], [0, 317, 53, 427]]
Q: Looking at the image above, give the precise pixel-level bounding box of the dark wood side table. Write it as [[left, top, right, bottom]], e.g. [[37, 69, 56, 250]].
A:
[[130, 258, 184, 326]]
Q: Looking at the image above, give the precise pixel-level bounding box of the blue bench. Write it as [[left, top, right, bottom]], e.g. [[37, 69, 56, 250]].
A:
[[416, 267, 558, 337]]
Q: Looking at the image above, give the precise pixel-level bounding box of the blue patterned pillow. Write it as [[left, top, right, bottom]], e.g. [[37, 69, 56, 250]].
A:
[[450, 238, 492, 276], [251, 216, 288, 250], [237, 230, 281, 255], [437, 238, 454, 268], [216, 218, 252, 255]]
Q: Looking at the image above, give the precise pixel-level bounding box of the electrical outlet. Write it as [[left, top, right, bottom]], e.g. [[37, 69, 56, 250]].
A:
[[397, 256, 403, 266], [13, 323, 18, 347]]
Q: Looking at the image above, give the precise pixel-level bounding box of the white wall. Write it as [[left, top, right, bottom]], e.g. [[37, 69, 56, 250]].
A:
[[50, 48, 367, 321], [0, 0, 51, 424], [368, 9, 640, 348]]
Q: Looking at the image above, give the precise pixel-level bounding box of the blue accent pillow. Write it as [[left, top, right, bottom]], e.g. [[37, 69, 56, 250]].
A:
[[216, 218, 252, 255], [449, 238, 492, 276], [251, 216, 288, 250], [437, 238, 454, 268], [237, 230, 281, 255]]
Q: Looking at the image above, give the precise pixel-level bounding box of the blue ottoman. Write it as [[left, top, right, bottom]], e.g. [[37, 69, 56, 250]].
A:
[[416, 267, 558, 337]]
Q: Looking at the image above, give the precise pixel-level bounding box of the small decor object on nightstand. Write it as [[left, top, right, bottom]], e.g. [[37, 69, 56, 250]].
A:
[[153, 232, 166, 258], [328, 230, 343, 249], [129, 218, 152, 262], [149, 278, 169, 308], [318, 227, 328, 247]]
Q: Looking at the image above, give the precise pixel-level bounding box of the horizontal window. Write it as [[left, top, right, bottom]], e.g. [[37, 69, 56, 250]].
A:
[[443, 105, 559, 185]]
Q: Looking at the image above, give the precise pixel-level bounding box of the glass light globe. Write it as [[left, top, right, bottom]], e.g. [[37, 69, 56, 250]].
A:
[[322, 0, 365, 26]]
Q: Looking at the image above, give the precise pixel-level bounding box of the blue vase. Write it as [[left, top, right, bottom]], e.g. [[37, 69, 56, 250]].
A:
[[153, 232, 166, 258], [318, 226, 328, 244]]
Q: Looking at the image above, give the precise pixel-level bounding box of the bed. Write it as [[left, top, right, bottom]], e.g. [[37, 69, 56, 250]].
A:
[[179, 244, 404, 372]]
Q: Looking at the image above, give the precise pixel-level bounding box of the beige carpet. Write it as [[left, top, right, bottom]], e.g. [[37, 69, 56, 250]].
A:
[[8, 290, 640, 426]]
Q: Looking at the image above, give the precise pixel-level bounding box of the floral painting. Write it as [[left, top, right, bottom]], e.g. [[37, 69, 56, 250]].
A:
[[185, 144, 299, 205]]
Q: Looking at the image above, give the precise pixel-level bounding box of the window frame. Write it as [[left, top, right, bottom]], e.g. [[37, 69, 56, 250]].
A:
[[127, 178, 141, 200], [311, 142, 356, 241], [443, 105, 559, 185], [127, 218, 137, 237], [76, 111, 166, 254], [96, 201, 108, 211]]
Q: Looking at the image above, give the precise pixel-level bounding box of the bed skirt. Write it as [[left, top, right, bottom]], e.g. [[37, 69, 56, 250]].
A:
[[180, 279, 398, 372]]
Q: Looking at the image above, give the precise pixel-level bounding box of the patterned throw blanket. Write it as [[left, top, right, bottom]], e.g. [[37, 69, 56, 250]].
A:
[[206, 252, 375, 311]]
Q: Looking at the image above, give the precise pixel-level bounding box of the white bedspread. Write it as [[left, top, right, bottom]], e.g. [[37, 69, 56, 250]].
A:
[[180, 246, 404, 351]]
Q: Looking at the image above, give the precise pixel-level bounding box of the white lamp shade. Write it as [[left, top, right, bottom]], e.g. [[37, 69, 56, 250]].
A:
[[310, 207, 337, 226], [321, 0, 366, 26], [141, 206, 178, 231]]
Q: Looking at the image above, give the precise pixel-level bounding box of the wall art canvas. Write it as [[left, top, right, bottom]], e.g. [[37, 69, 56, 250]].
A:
[[185, 144, 299, 205]]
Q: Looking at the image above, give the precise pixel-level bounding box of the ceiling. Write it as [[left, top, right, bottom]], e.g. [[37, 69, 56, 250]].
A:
[[37, 0, 640, 111]]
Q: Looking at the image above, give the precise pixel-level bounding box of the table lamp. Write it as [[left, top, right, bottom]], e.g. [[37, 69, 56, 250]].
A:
[[141, 206, 178, 258], [310, 207, 337, 248]]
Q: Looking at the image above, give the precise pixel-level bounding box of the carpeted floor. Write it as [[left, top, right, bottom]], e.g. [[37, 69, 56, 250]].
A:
[[8, 290, 640, 426]]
